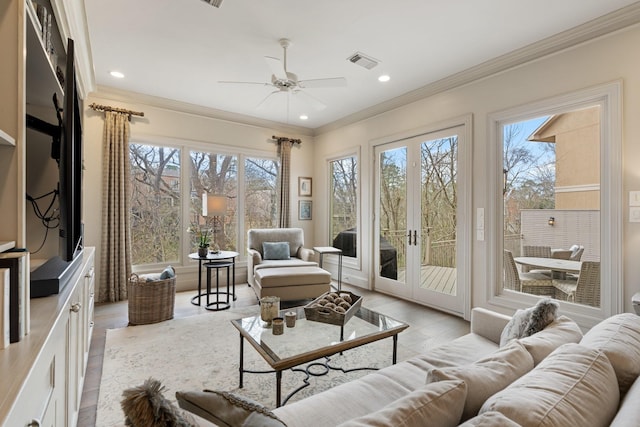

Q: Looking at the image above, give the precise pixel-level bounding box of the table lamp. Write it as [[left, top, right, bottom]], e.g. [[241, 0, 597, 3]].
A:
[[202, 193, 227, 253]]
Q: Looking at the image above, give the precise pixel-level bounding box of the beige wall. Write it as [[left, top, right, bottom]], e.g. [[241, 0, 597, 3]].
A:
[[83, 24, 640, 312], [312, 25, 640, 314]]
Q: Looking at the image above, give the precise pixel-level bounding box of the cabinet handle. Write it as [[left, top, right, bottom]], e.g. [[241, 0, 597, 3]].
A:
[[70, 303, 81, 313], [28, 419, 41, 427]]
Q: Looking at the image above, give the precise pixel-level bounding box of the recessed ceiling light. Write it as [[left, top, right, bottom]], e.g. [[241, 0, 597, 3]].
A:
[[299, 115, 309, 120], [110, 71, 125, 79], [378, 74, 390, 82]]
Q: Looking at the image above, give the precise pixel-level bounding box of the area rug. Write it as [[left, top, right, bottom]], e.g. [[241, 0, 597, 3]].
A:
[[96, 307, 417, 426]]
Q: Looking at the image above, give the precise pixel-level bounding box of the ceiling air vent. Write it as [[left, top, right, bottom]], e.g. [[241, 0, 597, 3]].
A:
[[347, 52, 380, 70], [200, 0, 223, 8]]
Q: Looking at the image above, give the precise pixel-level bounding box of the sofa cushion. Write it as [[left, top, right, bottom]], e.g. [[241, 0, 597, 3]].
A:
[[579, 313, 640, 395], [610, 376, 640, 427], [458, 411, 521, 426], [175, 389, 286, 427], [336, 380, 467, 427], [262, 242, 291, 260], [481, 343, 619, 427], [426, 341, 533, 421], [499, 299, 558, 347], [517, 315, 583, 365]]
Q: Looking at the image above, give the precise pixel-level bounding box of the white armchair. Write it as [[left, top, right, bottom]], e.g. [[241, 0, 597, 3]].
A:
[[247, 228, 330, 301]]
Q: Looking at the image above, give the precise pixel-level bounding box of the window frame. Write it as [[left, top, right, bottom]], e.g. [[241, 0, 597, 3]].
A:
[[327, 149, 361, 271], [486, 82, 622, 327], [128, 133, 278, 272]]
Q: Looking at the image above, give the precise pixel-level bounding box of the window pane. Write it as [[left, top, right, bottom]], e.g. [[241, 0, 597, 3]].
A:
[[244, 157, 278, 229], [129, 143, 181, 265], [502, 108, 601, 308], [190, 151, 238, 252], [330, 156, 358, 258]]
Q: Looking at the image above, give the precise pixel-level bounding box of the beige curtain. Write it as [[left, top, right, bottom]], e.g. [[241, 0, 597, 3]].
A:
[[98, 111, 132, 302], [276, 139, 293, 228]]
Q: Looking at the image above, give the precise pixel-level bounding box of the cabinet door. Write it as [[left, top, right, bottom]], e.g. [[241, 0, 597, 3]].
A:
[[66, 284, 83, 426]]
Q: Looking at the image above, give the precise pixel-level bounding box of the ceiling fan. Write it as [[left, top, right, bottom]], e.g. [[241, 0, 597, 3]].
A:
[[218, 38, 347, 111]]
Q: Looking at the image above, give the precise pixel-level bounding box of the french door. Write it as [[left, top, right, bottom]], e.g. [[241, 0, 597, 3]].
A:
[[374, 125, 468, 315]]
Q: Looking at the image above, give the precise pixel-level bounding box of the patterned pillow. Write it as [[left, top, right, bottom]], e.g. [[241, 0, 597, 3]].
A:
[[175, 389, 286, 427], [263, 242, 291, 260]]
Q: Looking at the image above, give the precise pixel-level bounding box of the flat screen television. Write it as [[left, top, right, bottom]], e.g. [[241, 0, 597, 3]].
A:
[[28, 37, 83, 297], [59, 38, 83, 262]]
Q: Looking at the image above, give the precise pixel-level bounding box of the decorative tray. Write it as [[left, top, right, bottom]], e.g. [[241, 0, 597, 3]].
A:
[[303, 290, 362, 326]]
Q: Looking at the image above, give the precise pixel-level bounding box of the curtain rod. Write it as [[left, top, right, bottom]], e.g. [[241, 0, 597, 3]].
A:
[[272, 135, 302, 145], [89, 103, 145, 119]]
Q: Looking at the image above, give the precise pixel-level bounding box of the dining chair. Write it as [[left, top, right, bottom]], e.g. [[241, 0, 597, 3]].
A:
[[553, 261, 600, 307], [504, 250, 554, 296], [521, 245, 552, 273]]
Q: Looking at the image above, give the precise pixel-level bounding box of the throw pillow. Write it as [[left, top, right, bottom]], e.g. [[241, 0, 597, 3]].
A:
[[262, 242, 291, 260], [121, 378, 196, 427], [480, 343, 620, 427], [458, 411, 521, 426], [518, 315, 583, 365], [426, 341, 534, 421], [175, 389, 286, 427], [160, 265, 175, 280], [580, 313, 640, 395], [336, 380, 467, 427], [499, 298, 558, 346]]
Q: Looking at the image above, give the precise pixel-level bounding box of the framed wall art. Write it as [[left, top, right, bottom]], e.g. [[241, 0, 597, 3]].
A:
[[298, 176, 312, 197], [299, 200, 312, 220]]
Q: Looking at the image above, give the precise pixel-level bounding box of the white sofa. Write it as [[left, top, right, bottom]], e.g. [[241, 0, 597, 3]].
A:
[[247, 228, 331, 301], [177, 307, 640, 426]]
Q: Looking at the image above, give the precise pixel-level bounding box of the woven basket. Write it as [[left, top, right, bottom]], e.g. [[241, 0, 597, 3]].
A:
[[127, 274, 176, 325]]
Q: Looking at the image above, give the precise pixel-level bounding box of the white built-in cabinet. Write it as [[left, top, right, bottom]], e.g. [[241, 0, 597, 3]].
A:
[[0, 247, 94, 427]]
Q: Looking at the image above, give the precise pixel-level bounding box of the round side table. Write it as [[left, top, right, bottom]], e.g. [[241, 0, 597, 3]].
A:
[[189, 251, 239, 310]]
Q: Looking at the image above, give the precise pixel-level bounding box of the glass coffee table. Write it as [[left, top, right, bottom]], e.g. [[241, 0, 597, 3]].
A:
[[231, 305, 408, 407]]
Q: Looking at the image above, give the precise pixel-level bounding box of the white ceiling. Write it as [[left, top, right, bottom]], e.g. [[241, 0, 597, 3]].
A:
[[84, 0, 639, 130]]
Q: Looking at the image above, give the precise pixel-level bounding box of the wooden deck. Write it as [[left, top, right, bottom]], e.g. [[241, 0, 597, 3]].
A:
[[397, 265, 457, 296]]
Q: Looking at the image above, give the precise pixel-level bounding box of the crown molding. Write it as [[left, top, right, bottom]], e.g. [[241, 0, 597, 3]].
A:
[[315, 2, 640, 136], [90, 86, 316, 137], [51, 0, 96, 100]]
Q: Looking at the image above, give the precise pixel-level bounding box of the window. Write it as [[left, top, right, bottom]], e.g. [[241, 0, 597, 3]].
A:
[[189, 150, 238, 252], [129, 143, 181, 265], [488, 82, 622, 320], [329, 155, 358, 258], [129, 139, 278, 267]]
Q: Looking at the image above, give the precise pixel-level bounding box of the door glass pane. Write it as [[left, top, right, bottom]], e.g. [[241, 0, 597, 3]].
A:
[[379, 147, 405, 281], [502, 107, 601, 307], [329, 156, 358, 259], [190, 151, 238, 252], [421, 136, 457, 295], [129, 143, 181, 265]]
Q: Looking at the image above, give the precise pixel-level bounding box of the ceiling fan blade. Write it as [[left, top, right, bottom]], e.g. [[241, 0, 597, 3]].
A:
[[256, 90, 281, 110], [264, 56, 288, 80], [218, 80, 271, 86], [293, 90, 327, 111], [298, 77, 347, 89]]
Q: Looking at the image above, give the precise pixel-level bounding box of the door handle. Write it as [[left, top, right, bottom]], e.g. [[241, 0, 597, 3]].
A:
[[407, 230, 412, 245], [413, 230, 417, 245]]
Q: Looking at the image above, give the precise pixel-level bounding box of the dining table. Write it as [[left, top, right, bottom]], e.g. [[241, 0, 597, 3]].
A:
[[514, 256, 581, 279]]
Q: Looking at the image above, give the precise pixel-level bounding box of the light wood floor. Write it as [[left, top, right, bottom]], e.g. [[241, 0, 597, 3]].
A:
[[77, 283, 470, 426]]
